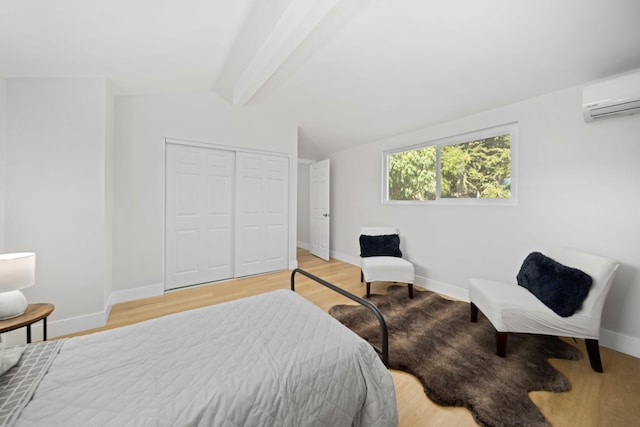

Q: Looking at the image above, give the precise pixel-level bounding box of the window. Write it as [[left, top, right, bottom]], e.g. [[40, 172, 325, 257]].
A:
[[384, 123, 517, 205]]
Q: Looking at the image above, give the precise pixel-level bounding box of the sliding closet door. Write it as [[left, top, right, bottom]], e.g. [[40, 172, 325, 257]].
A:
[[165, 144, 234, 290], [235, 152, 289, 277]]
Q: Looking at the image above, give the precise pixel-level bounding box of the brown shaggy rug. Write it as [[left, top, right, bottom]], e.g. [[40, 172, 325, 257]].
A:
[[329, 285, 583, 427]]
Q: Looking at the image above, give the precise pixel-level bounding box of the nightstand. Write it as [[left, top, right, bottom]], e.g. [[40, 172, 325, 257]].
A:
[[0, 303, 54, 343]]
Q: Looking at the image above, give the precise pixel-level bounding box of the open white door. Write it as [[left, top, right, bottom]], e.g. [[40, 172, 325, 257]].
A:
[[310, 159, 330, 261]]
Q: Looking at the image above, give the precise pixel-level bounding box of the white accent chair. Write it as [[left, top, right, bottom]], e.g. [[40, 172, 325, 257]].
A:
[[359, 227, 415, 298], [468, 247, 619, 372]]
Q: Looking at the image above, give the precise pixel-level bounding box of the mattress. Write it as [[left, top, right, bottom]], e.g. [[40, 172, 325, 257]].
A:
[[13, 289, 397, 426]]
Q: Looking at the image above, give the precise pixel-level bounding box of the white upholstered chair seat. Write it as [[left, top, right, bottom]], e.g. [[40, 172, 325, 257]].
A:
[[359, 227, 415, 298], [468, 247, 619, 372], [361, 257, 415, 285], [469, 279, 598, 339]]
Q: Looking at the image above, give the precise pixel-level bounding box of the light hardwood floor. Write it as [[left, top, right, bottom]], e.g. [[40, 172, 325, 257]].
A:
[[67, 249, 640, 426]]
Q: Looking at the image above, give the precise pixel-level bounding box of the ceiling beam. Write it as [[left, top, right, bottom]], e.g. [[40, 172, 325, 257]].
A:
[[232, 0, 343, 107]]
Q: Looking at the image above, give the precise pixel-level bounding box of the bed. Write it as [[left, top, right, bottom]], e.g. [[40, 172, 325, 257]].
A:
[[0, 269, 397, 427]]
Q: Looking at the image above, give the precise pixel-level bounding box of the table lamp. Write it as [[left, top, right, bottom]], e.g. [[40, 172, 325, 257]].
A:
[[0, 253, 35, 320]]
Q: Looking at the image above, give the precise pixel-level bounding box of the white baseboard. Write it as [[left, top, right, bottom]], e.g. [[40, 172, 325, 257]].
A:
[[15, 283, 166, 344], [108, 283, 165, 306], [331, 249, 360, 266], [2, 307, 109, 346], [297, 241, 310, 250], [600, 328, 640, 359], [418, 276, 469, 302], [48, 309, 110, 339]]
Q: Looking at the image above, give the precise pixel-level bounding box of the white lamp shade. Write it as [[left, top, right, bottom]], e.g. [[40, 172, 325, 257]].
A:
[[0, 253, 36, 292]]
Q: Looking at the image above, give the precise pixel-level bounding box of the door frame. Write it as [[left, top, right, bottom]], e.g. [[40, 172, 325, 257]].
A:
[[163, 137, 294, 289]]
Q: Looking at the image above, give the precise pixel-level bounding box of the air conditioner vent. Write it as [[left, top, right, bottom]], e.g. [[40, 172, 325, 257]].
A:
[[583, 70, 640, 122]]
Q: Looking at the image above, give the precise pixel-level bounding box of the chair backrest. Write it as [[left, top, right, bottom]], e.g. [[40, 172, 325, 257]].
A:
[[547, 247, 619, 317], [360, 227, 397, 236]]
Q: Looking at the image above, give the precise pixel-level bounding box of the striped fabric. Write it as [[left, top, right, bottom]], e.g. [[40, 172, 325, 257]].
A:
[[0, 340, 64, 426]]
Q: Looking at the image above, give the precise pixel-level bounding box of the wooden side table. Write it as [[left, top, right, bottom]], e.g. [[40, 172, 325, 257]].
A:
[[0, 303, 55, 343]]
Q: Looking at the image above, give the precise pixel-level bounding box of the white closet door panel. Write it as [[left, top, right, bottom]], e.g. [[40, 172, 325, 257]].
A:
[[207, 176, 230, 213], [239, 225, 261, 265], [204, 227, 232, 269], [166, 144, 234, 290], [235, 152, 288, 277], [175, 230, 198, 273], [265, 225, 285, 262]]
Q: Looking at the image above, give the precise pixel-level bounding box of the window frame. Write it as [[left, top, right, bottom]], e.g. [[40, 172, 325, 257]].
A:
[[382, 122, 518, 206]]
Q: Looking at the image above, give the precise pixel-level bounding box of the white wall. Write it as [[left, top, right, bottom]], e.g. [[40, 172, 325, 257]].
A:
[[0, 78, 6, 254], [4, 78, 113, 339], [328, 84, 640, 357], [297, 159, 312, 248], [113, 90, 298, 293]]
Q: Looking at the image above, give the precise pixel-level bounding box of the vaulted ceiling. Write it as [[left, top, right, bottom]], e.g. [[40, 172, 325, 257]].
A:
[[2, 0, 640, 158]]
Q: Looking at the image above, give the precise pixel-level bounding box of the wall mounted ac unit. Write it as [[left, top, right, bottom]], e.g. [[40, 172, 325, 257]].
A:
[[582, 70, 640, 122]]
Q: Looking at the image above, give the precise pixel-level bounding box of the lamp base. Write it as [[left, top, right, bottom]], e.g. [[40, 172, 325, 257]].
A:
[[0, 290, 28, 320]]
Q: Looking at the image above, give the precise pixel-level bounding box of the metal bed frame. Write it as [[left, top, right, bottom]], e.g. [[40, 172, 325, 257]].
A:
[[290, 268, 389, 367]]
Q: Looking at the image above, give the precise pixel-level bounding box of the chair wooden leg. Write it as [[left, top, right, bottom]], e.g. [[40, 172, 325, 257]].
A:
[[470, 302, 479, 322], [585, 339, 603, 373], [408, 284, 414, 299], [496, 332, 507, 357], [366, 282, 371, 298], [360, 270, 364, 282]]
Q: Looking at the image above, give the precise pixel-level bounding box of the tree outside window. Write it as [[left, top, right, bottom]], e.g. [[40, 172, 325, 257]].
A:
[[388, 146, 436, 200], [440, 134, 511, 199], [385, 124, 515, 204]]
